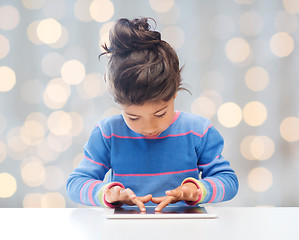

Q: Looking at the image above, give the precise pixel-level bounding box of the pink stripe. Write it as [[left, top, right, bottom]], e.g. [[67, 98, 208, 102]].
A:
[[219, 180, 225, 202], [102, 124, 213, 140], [198, 155, 220, 167], [84, 156, 109, 169], [205, 179, 217, 203], [80, 179, 93, 204], [115, 168, 198, 177], [88, 180, 102, 206]]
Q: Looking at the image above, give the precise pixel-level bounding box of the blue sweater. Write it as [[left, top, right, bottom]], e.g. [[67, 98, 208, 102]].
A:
[[66, 111, 239, 207]]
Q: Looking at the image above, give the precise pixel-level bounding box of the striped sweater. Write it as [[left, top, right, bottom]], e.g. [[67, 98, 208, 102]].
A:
[[66, 111, 239, 207]]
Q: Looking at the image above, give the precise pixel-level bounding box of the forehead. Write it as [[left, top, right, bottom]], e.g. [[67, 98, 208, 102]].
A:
[[121, 100, 170, 115]]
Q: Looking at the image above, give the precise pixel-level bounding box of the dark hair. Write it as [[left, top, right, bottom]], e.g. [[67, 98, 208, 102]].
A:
[[99, 17, 188, 105]]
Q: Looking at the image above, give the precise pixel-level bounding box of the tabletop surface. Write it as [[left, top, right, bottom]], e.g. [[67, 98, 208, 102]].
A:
[[0, 207, 298, 240]]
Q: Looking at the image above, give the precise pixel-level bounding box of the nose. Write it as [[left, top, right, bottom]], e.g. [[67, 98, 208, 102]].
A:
[[142, 121, 157, 135]]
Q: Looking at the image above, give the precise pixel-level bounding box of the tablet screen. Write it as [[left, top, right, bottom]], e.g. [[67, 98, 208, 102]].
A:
[[114, 206, 207, 214]]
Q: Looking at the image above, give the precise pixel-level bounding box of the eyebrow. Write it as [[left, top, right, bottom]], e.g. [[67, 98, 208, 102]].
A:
[[125, 105, 168, 117]]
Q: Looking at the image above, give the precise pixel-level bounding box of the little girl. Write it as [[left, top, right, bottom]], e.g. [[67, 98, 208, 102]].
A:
[[66, 17, 239, 212]]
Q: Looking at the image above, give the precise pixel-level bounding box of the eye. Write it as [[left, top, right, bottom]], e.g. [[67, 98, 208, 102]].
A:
[[128, 117, 139, 121], [155, 112, 166, 118]]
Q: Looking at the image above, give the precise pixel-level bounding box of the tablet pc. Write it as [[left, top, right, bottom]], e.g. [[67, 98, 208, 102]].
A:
[[104, 205, 217, 219]]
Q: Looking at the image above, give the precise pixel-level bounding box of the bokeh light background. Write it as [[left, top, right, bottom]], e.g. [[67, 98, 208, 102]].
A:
[[1, 0, 299, 207]]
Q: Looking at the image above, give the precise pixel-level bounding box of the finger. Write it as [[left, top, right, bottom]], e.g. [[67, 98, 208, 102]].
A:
[[120, 188, 136, 201], [131, 197, 146, 212], [166, 189, 183, 199], [151, 196, 166, 204], [104, 186, 121, 203], [138, 194, 152, 204], [155, 196, 174, 212], [121, 189, 146, 212]]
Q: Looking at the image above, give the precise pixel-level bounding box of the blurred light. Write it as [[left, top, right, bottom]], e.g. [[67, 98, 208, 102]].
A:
[[68, 112, 84, 137], [21, 161, 46, 187], [188, 37, 211, 63], [47, 133, 72, 152], [7, 127, 29, 152], [49, 26, 69, 49], [43, 78, 71, 109], [217, 102, 242, 128], [43, 166, 65, 190], [201, 71, 225, 92], [225, 37, 251, 63], [74, 0, 93, 22], [234, 0, 254, 4], [25, 112, 48, 132], [191, 96, 216, 119], [37, 18, 62, 44], [0, 173, 17, 198], [27, 20, 43, 45], [64, 46, 87, 65], [280, 117, 299, 142], [36, 139, 60, 162], [157, 3, 180, 25], [47, 111, 72, 136], [20, 120, 45, 146], [22, 0, 46, 9], [161, 26, 185, 50], [243, 101, 267, 127], [43, 0, 67, 20], [77, 73, 106, 99], [61, 60, 86, 85], [240, 135, 256, 160], [283, 0, 299, 14], [101, 108, 121, 119], [0, 66, 16, 92], [245, 66, 269, 91], [41, 192, 66, 207], [23, 193, 43, 208], [42, 52, 65, 77], [250, 136, 275, 160], [0, 35, 10, 59], [0, 141, 7, 163], [0, 5, 20, 30], [73, 153, 84, 169], [89, 0, 114, 23], [99, 22, 114, 51], [149, 0, 174, 13], [0, 114, 6, 135], [270, 32, 294, 57], [274, 11, 298, 33], [248, 167, 273, 192], [239, 11, 264, 36], [210, 14, 235, 39], [20, 79, 44, 104]]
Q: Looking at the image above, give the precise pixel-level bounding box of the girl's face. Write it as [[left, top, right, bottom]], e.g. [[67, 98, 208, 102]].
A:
[[120, 97, 176, 138]]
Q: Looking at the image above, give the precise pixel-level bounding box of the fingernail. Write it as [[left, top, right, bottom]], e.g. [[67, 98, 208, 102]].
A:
[[141, 208, 146, 212], [155, 208, 159, 211]]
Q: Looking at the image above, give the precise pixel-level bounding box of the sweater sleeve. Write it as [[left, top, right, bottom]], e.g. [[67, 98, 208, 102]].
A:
[[66, 125, 123, 207], [194, 124, 239, 204]]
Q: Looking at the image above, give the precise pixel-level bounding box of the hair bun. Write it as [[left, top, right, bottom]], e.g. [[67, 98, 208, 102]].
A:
[[103, 17, 161, 55]]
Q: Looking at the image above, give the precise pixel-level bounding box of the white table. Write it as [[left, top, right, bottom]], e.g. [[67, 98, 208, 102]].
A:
[[0, 207, 298, 240]]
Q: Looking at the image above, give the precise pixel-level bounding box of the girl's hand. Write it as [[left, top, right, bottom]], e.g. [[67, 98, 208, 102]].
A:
[[151, 182, 201, 211], [104, 186, 152, 212]]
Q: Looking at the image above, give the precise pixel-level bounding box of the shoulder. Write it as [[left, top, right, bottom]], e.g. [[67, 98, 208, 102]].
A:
[[96, 114, 128, 136], [178, 112, 212, 135]]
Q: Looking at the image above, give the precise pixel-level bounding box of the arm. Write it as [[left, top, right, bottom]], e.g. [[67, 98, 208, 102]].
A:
[[66, 125, 152, 210], [66, 125, 119, 207], [193, 124, 239, 204]]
